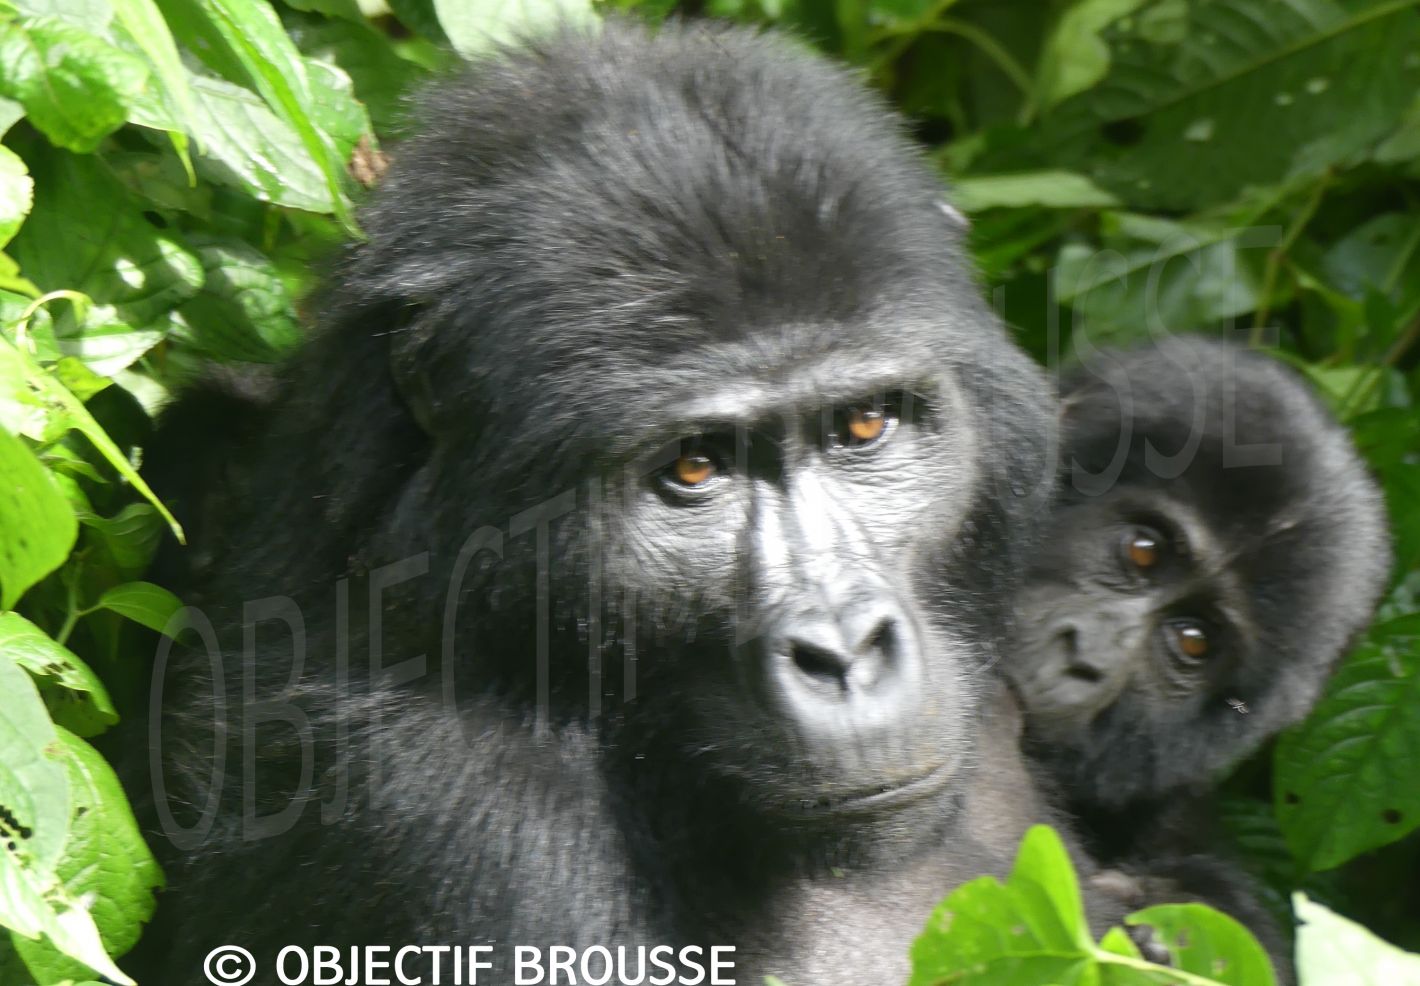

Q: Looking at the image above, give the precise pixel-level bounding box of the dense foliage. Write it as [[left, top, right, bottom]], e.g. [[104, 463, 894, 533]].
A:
[[0, 0, 1417, 983]]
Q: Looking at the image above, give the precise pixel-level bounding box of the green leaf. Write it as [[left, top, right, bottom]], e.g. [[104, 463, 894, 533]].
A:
[[172, 239, 303, 361], [0, 648, 70, 887], [193, 0, 357, 229], [433, 0, 598, 57], [952, 171, 1120, 212], [94, 580, 182, 636], [908, 825, 1095, 986], [1294, 892, 1420, 984], [0, 15, 147, 152], [1054, 214, 1265, 345], [129, 72, 344, 213], [1035, 0, 1151, 110], [110, 0, 196, 130], [9, 146, 203, 329], [0, 655, 130, 982], [0, 425, 76, 609], [11, 728, 161, 983], [77, 503, 163, 581], [1275, 614, 1420, 871], [0, 338, 181, 536], [0, 143, 32, 250], [1039, 0, 1420, 210], [0, 611, 116, 737], [1126, 904, 1277, 986]]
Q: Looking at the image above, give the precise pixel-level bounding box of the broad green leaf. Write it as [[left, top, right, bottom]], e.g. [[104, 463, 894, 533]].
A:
[[0, 650, 70, 887], [78, 503, 164, 579], [0, 16, 148, 153], [9, 147, 202, 329], [94, 580, 182, 636], [48, 305, 165, 377], [130, 73, 343, 213], [0, 657, 125, 983], [0, 143, 31, 249], [110, 0, 195, 127], [1035, 0, 1150, 110], [1038, 0, 1420, 210], [0, 338, 181, 535], [0, 612, 116, 737], [908, 826, 1095, 986], [1126, 904, 1276, 986], [11, 728, 161, 983], [172, 239, 303, 362], [952, 171, 1120, 212], [193, 0, 356, 229], [1275, 614, 1420, 870], [1055, 214, 1266, 345], [433, 0, 597, 56], [0, 425, 76, 608], [1294, 892, 1420, 985], [0, 95, 23, 136]]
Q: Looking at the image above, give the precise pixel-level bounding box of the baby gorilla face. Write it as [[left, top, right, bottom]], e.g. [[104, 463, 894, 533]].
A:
[[1007, 489, 1246, 745]]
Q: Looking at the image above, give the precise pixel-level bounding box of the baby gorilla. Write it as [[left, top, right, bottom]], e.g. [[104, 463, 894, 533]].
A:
[[1008, 335, 1389, 851]]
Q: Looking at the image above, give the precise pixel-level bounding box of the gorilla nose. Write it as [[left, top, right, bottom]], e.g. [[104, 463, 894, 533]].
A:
[[776, 606, 911, 701]]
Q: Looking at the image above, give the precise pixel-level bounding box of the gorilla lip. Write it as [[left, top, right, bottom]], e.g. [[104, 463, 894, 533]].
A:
[[795, 760, 955, 816]]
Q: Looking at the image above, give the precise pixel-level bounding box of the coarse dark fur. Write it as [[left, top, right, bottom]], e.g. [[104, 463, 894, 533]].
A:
[[1005, 336, 1390, 969], [122, 20, 1126, 985]]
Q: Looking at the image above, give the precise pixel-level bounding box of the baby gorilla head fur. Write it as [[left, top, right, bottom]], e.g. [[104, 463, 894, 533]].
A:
[[1008, 336, 1389, 810], [130, 19, 1076, 982]]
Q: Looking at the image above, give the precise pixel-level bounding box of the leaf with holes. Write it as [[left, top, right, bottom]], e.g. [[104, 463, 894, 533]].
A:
[[0, 612, 116, 738], [1275, 613, 1420, 871], [11, 728, 162, 983]]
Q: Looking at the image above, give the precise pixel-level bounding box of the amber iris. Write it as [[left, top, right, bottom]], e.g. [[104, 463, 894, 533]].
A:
[[1126, 531, 1160, 569], [673, 454, 715, 486], [1174, 623, 1209, 659], [847, 407, 887, 444]]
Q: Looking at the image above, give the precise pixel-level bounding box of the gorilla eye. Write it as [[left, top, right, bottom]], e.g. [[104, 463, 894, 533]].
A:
[[1121, 528, 1162, 570], [671, 453, 716, 488], [847, 407, 887, 444], [1165, 620, 1211, 664], [829, 397, 899, 450]]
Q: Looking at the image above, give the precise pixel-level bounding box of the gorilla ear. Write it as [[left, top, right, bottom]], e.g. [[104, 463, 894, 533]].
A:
[[379, 300, 443, 437], [937, 198, 970, 230]]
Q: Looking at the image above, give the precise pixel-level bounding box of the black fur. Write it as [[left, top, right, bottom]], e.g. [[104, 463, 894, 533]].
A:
[[1006, 336, 1390, 973], [124, 20, 1122, 985]]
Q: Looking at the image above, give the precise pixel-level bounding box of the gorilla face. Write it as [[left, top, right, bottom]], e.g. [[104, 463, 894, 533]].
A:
[[1011, 488, 1245, 745], [607, 376, 983, 817], [1006, 337, 1389, 807]]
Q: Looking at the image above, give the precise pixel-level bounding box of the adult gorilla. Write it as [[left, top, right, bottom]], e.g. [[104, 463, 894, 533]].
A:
[[129, 19, 1106, 984]]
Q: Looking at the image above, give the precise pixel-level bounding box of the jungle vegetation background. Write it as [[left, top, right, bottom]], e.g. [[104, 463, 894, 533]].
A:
[[0, 0, 1418, 983]]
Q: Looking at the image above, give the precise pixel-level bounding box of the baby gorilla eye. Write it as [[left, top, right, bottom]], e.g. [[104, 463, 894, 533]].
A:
[[1121, 527, 1162, 570], [1164, 619, 1211, 665]]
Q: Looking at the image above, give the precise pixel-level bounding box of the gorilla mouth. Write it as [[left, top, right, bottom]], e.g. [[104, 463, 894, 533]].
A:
[[795, 761, 955, 816]]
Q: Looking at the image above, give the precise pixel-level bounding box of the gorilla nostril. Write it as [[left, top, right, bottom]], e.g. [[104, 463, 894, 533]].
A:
[[1066, 663, 1104, 684], [790, 640, 852, 689], [1055, 624, 1079, 657], [858, 617, 896, 657]]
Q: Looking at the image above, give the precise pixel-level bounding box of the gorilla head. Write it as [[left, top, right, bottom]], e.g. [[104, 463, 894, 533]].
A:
[[134, 20, 1075, 982], [1008, 337, 1390, 810]]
